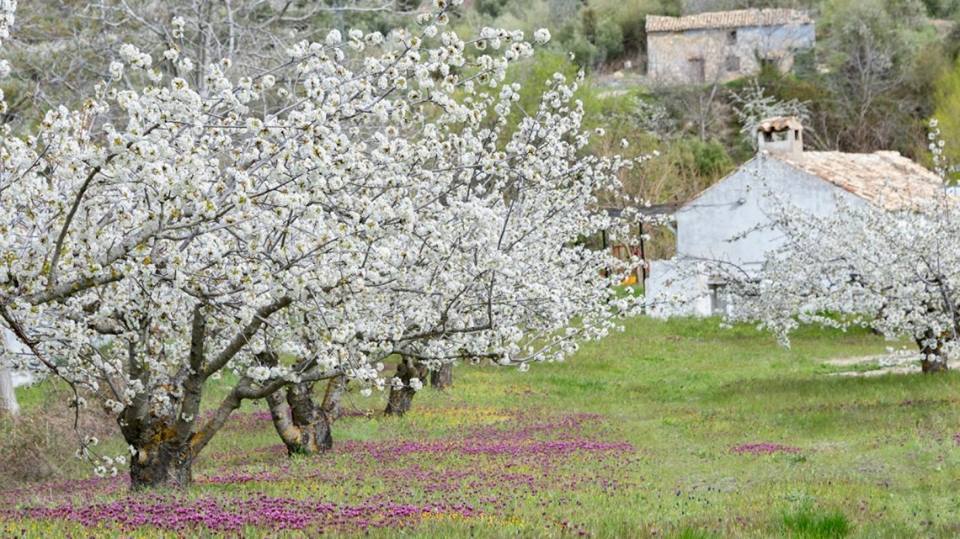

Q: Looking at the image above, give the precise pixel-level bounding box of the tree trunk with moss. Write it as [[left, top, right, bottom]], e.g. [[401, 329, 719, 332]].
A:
[[385, 356, 427, 416], [121, 367, 259, 490], [127, 421, 194, 489]]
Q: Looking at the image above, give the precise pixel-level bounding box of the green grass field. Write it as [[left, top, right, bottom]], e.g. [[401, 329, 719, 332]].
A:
[[3, 317, 960, 538]]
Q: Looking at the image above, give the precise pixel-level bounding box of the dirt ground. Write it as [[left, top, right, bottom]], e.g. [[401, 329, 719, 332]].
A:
[[823, 352, 960, 377]]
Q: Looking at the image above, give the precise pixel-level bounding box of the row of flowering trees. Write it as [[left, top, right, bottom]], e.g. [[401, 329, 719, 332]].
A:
[[0, 0, 643, 488]]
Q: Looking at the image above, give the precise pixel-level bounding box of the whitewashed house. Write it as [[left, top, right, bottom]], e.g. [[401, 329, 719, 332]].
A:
[[647, 117, 944, 317]]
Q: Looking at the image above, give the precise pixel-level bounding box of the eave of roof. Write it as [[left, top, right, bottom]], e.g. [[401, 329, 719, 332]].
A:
[[679, 150, 947, 213], [646, 9, 813, 33]]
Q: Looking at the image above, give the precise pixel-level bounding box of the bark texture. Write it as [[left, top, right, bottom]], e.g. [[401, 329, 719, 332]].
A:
[[267, 376, 346, 455], [385, 356, 427, 416], [430, 362, 453, 390], [127, 424, 194, 490], [122, 379, 249, 490], [121, 353, 246, 490], [118, 300, 307, 489]]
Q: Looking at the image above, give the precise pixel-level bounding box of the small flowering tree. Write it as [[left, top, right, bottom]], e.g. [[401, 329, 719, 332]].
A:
[[704, 153, 958, 373], [1, 1, 639, 487]]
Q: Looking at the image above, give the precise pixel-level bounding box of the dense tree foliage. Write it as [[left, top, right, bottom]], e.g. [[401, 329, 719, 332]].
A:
[[0, 0, 643, 488]]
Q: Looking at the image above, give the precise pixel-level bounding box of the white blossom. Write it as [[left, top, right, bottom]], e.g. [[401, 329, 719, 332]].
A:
[[325, 29, 342, 46], [533, 28, 551, 44]]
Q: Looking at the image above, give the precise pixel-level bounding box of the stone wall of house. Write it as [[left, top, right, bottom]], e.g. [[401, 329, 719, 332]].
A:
[[647, 23, 815, 85]]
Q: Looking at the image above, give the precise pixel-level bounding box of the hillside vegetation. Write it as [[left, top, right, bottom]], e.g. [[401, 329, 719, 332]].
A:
[[5, 0, 959, 211]]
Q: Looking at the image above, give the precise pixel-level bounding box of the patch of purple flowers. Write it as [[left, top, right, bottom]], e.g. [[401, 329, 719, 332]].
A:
[[0, 409, 636, 534], [18, 495, 476, 533], [731, 443, 802, 455]]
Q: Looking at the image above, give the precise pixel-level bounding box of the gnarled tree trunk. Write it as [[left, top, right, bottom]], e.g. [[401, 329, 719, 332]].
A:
[[121, 360, 244, 490], [128, 428, 194, 490], [430, 362, 453, 390], [385, 356, 427, 416], [321, 375, 346, 423], [122, 381, 249, 490], [917, 330, 950, 373], [267, 376, 346, 456]]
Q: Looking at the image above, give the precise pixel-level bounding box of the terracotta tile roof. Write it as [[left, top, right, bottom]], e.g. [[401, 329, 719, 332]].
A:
[[776, 151, 945, 210], [646, 9, 812, 33]]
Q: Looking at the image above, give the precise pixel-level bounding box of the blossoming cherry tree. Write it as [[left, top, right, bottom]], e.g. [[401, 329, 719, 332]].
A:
[[0, 1, 641, 488]]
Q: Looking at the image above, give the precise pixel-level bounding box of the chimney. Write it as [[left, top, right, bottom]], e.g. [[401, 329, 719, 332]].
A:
[[756, 116, 803, 158]]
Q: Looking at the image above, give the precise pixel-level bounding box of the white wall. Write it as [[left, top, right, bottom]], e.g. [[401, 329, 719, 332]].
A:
[[647, 155, 866, 317], [676, 156, 864, 265], [645, 260, 711, 318], [2, 327, 35, 388]]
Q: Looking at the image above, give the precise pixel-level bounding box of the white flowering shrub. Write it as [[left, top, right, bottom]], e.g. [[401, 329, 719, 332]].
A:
[[0, 1, 641, 487]]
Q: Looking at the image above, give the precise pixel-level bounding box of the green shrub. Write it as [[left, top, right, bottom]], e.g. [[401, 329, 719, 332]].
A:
[[593, 17, 625, 63], [689, 138, 733, 177]]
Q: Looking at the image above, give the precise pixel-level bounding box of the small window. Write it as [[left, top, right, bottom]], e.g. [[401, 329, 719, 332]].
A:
[[688, 57, 705, 83], [725, 55, 740, 72], [708, 282, 729, 316], [727, 30, 737, 45]]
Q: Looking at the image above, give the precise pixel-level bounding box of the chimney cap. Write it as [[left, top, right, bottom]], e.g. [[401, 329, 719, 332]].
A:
[[756, 116, 803, 133]]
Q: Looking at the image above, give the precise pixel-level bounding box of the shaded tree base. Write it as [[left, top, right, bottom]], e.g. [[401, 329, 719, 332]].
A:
[[430, 363, 453, 390], [130, 444, 193, 490], [267, 376, 345, 456], [385, 357, 427, 416], [921, 359, 949, 373]]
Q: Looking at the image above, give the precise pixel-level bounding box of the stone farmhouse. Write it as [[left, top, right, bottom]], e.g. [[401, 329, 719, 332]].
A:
[[646, 9, 815, 85], [646, 117, 945, 317]]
